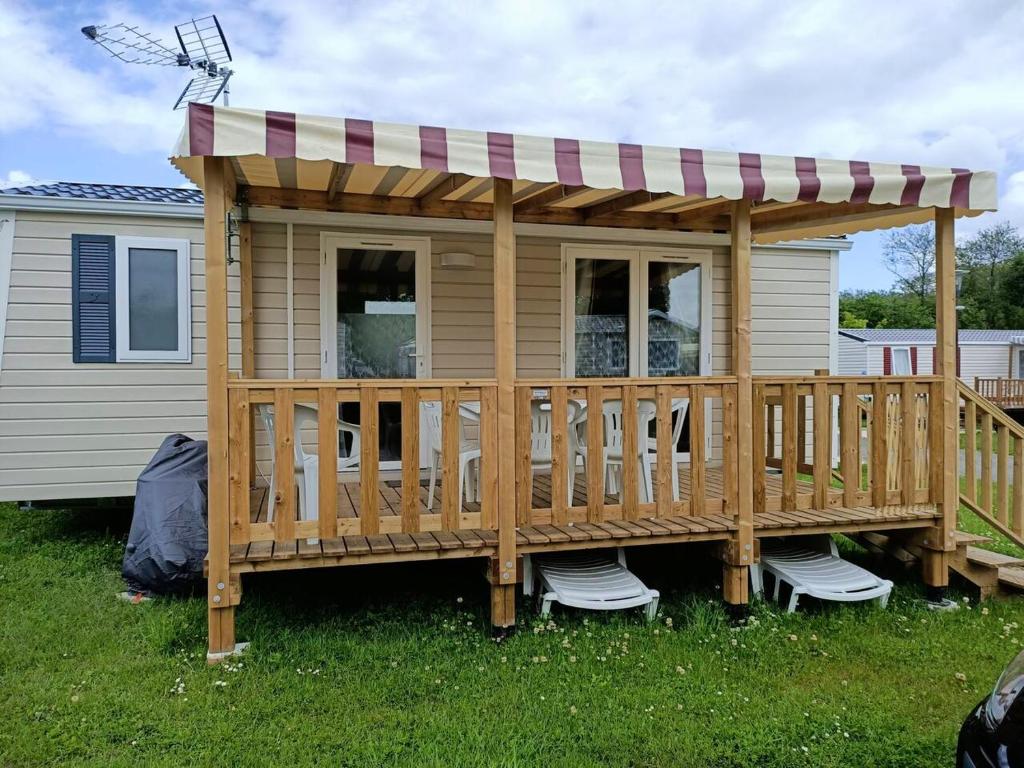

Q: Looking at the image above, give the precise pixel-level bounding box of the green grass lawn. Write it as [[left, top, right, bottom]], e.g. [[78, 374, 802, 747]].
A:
[[3, 502, 1024, 767]]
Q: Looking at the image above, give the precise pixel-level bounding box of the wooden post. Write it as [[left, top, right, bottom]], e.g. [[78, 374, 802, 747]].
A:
[[239, 221, 256, 484], [924, 207, 958, 591], [491, 178, 516, 631], [724, 199, 753, 605], [204, 157, 236, 657]]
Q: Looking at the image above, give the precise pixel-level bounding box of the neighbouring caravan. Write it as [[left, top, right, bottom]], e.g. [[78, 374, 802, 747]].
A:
[[0, 181, 849, 503], [838, 328, 1024, 385]]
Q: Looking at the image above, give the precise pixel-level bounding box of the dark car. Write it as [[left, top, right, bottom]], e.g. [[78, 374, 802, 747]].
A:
[[958, 649, 1024, 767]]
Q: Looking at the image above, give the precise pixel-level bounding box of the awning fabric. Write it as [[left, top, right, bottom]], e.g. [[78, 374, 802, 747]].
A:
[[171, 103, 997, 212]]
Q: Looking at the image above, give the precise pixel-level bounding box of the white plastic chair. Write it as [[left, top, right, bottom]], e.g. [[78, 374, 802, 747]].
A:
[[423, 401, 481, 512], [752, 537, 894, 613], [523, 549, 660, 622], [528, 399, 583, 506], [577, 399, 658, 504], [257, 404, 361, 524]]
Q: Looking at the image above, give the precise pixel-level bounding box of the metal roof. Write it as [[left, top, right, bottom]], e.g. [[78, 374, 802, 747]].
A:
[[839, 328, 1024, 345], [0, 181, 202, 206]]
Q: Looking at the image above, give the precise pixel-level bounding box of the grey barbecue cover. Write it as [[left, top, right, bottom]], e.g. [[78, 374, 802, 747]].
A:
[[122, 434, 208, 594]]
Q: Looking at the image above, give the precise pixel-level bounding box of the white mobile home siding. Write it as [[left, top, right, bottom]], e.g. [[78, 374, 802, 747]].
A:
[[1, 208, 840, 502], [0, 209, 240, 502], [838, 335, 868, 375]]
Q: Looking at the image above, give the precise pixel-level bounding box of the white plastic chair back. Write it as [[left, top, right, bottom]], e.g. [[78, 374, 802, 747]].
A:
[[422, 401, 444, 454], [601, 399, 657, 455], [530, 399, 582, 465], [258, 403, 314, 472]]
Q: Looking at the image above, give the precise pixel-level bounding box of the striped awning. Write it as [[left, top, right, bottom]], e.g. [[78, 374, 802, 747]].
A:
[[171, 104, 998, 239]]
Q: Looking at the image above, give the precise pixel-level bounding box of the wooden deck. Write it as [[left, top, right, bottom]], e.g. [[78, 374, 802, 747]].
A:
[[229, 466, 940, 571]]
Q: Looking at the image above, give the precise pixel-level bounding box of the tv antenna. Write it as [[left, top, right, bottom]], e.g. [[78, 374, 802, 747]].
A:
[[81, 15, 234, 110]]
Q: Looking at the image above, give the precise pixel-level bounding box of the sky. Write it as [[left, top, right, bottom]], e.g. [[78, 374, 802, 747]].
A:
[[2, 0, 1023, 291]]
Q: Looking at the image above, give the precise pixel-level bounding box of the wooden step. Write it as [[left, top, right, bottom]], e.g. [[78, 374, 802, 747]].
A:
[[965, 546, 1024, 569], [999, 567, 1024, 591], [952, 531, 993, 546]]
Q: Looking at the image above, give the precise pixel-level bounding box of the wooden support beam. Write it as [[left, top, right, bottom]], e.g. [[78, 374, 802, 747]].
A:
[[326, 163, 353, 202], [724, 199, 753, 605], [419, 173, 478, 205], [238, 221, 256, 484], [513, 183, 585, 213], [924, 206, 958, 588], [204, 157, 236, 656], [492, 178, 517, 628], [582, 190, 669, 220]]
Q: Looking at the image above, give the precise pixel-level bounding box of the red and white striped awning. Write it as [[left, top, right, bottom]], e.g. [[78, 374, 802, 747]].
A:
[[171, 103, 998, 225]]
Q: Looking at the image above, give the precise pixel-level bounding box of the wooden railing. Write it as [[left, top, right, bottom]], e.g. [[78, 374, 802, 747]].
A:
[[959, 381, 1024, 548], [975, 377, 1024, 409], [225, 379, 499, 551], [511, 377, 740, 526], [755, 376, 943, 512]]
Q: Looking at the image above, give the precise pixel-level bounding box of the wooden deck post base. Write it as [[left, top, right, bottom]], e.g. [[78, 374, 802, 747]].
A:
[[207, 604, 237, 660], [722, 562, 750, 605], [921, 548, 950, 589], [490, 583, 516, 633]]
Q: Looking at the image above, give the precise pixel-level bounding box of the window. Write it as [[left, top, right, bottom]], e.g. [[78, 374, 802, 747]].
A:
[[562, 244, 711, 378], [891, 346, 912, 375], [72, 234, 191, 364]]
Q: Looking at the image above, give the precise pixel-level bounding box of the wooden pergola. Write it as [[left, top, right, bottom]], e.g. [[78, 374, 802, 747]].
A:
[[172, 105, 999, 659]]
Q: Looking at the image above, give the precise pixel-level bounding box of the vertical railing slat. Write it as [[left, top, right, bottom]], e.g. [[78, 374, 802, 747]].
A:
[[550, 386, 569, 525], [1014, 435, 1024, 539], [228, 387, 251, 545], [655, 385, 673, 518], [964, 399, 977, 503], [871, 382, 887, 508], [441, 386, 460, 531], [359, 387, 380, 536], [812, 381, 830, 509], [620, 385, 639, 520], [514, 386, 533, 526], [840, 382, 859, 507], [981, 411, 993, 514], [273, 387, 295, 541], [997, 425, 1010, 526], [929, 382, 944, 505], [479, 386, 499, 529], [586, 385, 604, 523], [722, 383, 738, 517], [317, 386, 339, 540], [689, 384, 706, 516], [900, 381, 916, 505], [752, 384, 766, 514], [782, 383, 798, 511], [400, 386, 420, 533]]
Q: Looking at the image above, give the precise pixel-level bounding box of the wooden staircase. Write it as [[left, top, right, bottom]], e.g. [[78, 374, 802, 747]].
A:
[[853, 530, 1024, 599]]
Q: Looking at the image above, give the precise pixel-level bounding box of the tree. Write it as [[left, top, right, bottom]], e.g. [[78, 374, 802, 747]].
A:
[[839, 290, 934, 328], [957, 222, 1024, 328], [882, 225, 934, 300]]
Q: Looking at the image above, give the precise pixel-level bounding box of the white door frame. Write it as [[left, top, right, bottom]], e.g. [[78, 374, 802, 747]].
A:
[[560, 243, 713, 378], [320, 232, 432, 471], [319, 232, 432, 379]]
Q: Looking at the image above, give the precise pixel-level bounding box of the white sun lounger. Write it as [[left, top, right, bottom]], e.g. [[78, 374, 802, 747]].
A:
[[753, 537, 893, 613], [523, 550, 660, 621]]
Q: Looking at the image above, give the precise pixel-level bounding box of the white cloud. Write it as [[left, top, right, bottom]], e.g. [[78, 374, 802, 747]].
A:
[[1, 0, 1022, 238], [1, 170, 36, 189]]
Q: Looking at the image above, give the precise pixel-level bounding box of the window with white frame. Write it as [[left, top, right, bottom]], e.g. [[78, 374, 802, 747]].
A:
[[891, 346, 912, 375], [114, 237, 191, 362]]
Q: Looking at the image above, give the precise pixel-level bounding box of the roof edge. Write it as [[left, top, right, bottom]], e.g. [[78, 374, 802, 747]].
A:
[[0, 193, 201, 219]]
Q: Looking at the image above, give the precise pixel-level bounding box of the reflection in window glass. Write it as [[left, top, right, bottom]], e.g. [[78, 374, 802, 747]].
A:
[[337, 248, 417, 379], [128, 248, 178, 351], [892, 347, 912, 375], [574, 258, 630, 377], [647, 261, 700, 376]]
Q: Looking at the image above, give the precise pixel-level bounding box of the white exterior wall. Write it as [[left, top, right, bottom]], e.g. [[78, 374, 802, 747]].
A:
[[838, 335, 868, 375], [960, 345, 1011, 385], [0, 206, 839, 502], [0, 209, 240, 502]]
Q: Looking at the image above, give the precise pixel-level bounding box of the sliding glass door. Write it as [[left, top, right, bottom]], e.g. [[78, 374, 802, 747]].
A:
[[321, 234, 431, 467]]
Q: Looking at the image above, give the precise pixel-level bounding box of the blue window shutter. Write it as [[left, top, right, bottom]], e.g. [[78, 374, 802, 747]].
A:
[[72, 234, 116, 363]]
